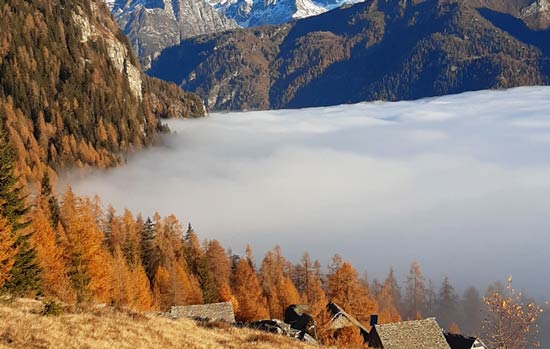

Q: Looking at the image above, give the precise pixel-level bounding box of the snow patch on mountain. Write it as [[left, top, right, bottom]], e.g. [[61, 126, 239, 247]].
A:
[[207, 0, 329, 26]]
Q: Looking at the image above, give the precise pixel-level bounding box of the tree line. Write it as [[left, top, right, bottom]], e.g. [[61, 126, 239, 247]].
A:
[[0, 123, 542, 348]]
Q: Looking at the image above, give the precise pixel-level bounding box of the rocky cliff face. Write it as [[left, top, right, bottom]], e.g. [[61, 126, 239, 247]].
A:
[[520, 0, 550, 28], [111, 0, 238, 69], [72, 1, 143, 100], [148, 0, 550, 111]]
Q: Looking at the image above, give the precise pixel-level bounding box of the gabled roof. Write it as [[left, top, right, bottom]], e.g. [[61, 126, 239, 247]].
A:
[[169, 302, 235, 323], [444, 333, 488, 349], [444, 333, 475, 349], [371, 318, 450, 349], [327, 302, 369, 334]]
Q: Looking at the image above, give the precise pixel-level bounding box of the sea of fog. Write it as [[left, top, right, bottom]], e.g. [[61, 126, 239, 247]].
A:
[[65, 86, 550, 300]]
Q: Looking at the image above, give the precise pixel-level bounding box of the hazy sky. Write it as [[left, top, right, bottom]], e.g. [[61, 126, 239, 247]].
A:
[[65, 86, 550, 299]]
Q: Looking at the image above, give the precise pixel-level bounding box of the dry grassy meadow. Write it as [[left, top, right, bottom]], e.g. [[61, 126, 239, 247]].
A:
[[0, 299, 317, 349]]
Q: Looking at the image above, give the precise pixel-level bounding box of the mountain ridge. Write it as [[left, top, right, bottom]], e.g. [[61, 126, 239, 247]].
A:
[[148, 0, 550, 111]]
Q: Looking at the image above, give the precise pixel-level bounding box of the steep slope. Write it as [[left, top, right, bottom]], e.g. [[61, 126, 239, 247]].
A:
[[0, 299, 316, 349], [460, 0, 550, 29], [149, 0, 550, 111], [111, 0, 238, 68], [0, 0, 205, 181]]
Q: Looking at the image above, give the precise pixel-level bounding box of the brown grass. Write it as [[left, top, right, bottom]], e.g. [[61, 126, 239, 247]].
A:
[[0, 299, 319, 349]]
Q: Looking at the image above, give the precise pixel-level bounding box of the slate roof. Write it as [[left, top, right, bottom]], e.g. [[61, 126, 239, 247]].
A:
[[371, 318, 450, 349], [169, 302, 235, 323], [444, 333, 476, 349], [444, 333, 488, 349]]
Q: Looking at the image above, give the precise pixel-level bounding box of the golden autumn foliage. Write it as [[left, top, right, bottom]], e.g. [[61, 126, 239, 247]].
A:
[[0, 172, 542, 349], [130, 265, 154, 311], [151, 215, 203, 310], [30, 204, 75, 303], [333, 326, 365, 348], [326, 258, 377, 326], [483, 276, 543, 349], [219, 282, 239, 315], [61, 190, 113, 303], [110, 262, 153, 311], [448, 322, 461, 334], [233, 258, 269, 322], [260, 247, 302, 319], [376, 270, 402, 324], [204, 239, 232, 301], [296, 253, 327, 317], [152, 266, 172, 311], [0, 0, 204, 184]]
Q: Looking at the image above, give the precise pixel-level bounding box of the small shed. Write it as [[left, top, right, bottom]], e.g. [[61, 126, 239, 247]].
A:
[[369, 317, 450, 349], [444, 333, 489, 349], [169, 302, 235, 323]]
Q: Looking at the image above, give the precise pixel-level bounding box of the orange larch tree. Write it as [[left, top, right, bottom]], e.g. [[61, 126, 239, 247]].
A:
[[233, 257, 269, 322], [296, 252, 327, 316], [60, 189, 113, 303], [377, 268, 402, 323], [326, 256, 378, 326], [30, 203, 74, 302], [260, 246, 301, 319], [151, 215, 202, 310], [202, 239, 232, 302]]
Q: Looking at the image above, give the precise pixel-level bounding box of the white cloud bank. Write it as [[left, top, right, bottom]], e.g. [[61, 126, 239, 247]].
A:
[[65, 87, 550, 298]]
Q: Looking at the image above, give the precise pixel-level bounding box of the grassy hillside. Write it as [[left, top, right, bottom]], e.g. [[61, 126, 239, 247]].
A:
[[0, 299, 316, 349]]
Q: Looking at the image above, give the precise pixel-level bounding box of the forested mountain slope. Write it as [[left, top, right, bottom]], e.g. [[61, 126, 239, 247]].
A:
[[0, 0, 205, 181], [148, 0, 550, 111]]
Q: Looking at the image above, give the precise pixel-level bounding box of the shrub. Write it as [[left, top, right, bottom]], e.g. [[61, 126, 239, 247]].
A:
[[42, 300, 63, 316]]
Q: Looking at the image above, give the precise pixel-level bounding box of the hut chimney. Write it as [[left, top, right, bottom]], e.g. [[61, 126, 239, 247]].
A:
[[370, 314, 379, 327]]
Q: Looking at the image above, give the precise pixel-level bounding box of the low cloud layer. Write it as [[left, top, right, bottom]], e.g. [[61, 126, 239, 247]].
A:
[[65, 87, 550, 298]]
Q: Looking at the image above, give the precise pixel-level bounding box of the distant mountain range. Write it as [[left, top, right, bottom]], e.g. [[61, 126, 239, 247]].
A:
[[146, 0, 550, 111], [106, 0, 371, 67], [110, 0, 239, 68]]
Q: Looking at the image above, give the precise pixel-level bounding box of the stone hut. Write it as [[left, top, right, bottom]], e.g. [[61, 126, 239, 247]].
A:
[[369, 317, 450, 349]]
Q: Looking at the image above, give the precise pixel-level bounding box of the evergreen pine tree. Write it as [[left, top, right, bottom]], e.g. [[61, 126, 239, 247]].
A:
[[40, 172, 60, 228], [197, 255, 218, 303], [436, 276, 459, 329], [184, 223, 202, 275], [0, 213, 17, 288], [140, 217, 155, 282], [0, 124, 41, 295]]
